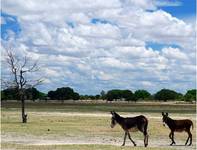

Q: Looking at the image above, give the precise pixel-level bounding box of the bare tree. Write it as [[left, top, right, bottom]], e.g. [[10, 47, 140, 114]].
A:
[[2, 49, 43, 123]]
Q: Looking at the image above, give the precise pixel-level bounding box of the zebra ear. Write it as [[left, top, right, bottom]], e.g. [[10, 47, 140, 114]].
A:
[[110, 111, 114, 115], [162, 112, 165, 116], [166, 112, 168, 116]]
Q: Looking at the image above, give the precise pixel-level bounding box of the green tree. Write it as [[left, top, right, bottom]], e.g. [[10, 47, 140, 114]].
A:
[[106, 89, 122, 101], [121, 90, 134, 101], [25, 88, 46, 100], [100, 90, 106, 100], [48, 91, 56, 100], [154, 89, 181, 101], [72, 92, 80, 100], [184, 89, 196, 102], [1, 88, 19, 100], [1, 88, 46, 101], [80, 95, 88, 100], [47, 87, 79, 100], [95, 94, 101, 100], [106, 89, 134, 101], [134, 90, 151, 100], [1, 91, 5, 100]]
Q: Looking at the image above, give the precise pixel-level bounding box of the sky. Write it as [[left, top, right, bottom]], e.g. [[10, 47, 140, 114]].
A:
[[1, 0, 196, 95]]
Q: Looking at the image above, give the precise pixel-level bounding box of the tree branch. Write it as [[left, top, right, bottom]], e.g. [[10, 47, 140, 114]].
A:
[[6, 50, 19, 88], [4, 48, 43, 90], [22, 60, 40, 73]]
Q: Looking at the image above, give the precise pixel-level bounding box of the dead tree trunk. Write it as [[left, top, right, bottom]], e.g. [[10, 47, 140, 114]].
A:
[[20, 89, 27, 123], [3, 49, 43, 123], [21, 95, 27, 123]]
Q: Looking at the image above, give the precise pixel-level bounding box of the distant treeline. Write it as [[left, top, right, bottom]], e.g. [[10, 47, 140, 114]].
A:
[[1, 87, 196, 102]]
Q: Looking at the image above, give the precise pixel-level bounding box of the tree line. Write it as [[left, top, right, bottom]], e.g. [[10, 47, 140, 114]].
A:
[[1, 87, 196, 102]]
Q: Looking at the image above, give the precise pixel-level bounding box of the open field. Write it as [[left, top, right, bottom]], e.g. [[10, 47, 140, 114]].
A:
[[2, 101, 196, 113], [1, 101, 196, 150]]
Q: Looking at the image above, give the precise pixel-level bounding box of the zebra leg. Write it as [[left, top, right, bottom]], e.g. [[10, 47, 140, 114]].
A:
[[122, 132, 127, 146], [128, 132, 136, 146]]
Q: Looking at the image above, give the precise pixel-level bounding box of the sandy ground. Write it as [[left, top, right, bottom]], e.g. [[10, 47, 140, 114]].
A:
[[2, 112, 196, 150], [2, 132, 196, 150], [31, 112, 196, 120]]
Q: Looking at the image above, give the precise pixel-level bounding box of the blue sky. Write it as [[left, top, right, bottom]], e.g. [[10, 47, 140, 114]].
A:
[[1, 0, 196, 94], [1, 12, 21, 40], [159, 0, 196, 19]]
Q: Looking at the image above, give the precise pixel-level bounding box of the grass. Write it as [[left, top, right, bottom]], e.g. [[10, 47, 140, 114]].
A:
[[2, 101, 196, 113], [1, 101, 196, 150], [2, 111, 195, 139]]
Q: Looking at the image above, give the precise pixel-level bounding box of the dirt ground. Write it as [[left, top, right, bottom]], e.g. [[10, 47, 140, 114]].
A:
[[2, 132, 196, 150], [2, 112, 196, 150]]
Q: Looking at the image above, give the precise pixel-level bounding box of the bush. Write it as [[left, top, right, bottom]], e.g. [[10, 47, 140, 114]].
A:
[[106, 89, 134, 101], [1, 88, 19, 100], [134, 90, 151, 100], [47, 87, 79, 100], [1, 88, 46, 101], [184, 89, 196, 102], [154, 89, 182, 101]]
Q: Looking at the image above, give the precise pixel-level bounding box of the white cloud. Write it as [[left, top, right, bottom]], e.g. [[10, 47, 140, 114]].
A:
[[154, 0, 182, 7], [120, 0, 156, 11], [1, 0, 196, 94], [100, 57, 134, 70], [73, 23, 121, 40], [44, 68, 60, 77], [162, 47, 188, 61], [141, 81, 153, 87], [115, 46, 159, 58]]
